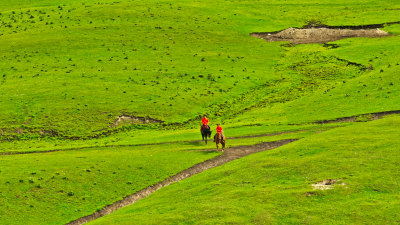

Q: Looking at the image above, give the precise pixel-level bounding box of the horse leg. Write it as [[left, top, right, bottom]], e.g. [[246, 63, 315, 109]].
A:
[[205, 136, 207, 144]]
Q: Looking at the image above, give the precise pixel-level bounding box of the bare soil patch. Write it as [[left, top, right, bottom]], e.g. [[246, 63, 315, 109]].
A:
[[312, 179, 338, 190], [312, 179, 347, 190], [112, 115, 163, 127], [251, 27, 389, 44], [66, 139, 297, 225], [314, 110, 400, 124]]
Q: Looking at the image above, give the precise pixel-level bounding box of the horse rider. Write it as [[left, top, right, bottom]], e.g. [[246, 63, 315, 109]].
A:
[[214, 124, 224, 142], [201, 115, 209, 131]]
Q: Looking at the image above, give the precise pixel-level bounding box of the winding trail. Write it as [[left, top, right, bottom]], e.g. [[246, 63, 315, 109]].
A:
[[0, 129, 311, 156], [66, 139, 297, 225], [3, 110, 399, 224], [313, 110, 400, 124], [2, 110, 398, 156]]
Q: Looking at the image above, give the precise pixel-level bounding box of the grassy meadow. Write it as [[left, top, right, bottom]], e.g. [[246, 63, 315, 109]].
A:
[[1, 0, 400, 224], [0, 144, 219, 224], [89, 116, 400, 225], [0, 0, 399, 138]]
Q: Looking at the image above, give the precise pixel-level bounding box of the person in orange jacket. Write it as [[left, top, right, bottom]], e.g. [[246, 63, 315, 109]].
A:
[[214, 124, 224, 142], [201, 115, 209, 131]]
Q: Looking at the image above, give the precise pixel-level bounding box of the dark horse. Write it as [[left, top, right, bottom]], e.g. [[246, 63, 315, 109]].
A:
[[201, 125, 212, 144]]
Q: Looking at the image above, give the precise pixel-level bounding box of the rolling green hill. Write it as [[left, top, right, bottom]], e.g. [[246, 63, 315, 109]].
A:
[[1, 0, 399, 138], [1, 0, 400, 224], [89, 116, 400, 225]]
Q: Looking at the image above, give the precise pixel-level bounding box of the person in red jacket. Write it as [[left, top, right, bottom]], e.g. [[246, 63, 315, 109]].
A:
[[201, 115, 209, 131], [214, 124, 224, 142], [216, 124, 223, 133]]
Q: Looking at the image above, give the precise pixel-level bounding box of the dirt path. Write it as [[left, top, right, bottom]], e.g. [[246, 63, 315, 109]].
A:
[[0, 129, 310, 156], [2, 110, 399, 156], [313, 110, 400, 124], [66, 139, 297, 225]]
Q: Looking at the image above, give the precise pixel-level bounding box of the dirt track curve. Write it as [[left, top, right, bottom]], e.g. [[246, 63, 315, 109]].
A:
[[66, 138, 297, 225], [0, 129, 307, 156]]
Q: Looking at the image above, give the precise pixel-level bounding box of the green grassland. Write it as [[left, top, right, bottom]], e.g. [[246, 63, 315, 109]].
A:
[[0, 144, 219, 224], [0, 130, 318, 225], [1, 0, 400, 224], [0, 0, 399, 138], [0, 122, 341, 154], [89, 116, 400, 225]]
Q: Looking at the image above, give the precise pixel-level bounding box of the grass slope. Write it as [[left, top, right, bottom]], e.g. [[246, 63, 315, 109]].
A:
[[0, 122, 340, 154], [0, 129, 319, 224], [0, 144, 217, 224], [89, 116, 400, 225], [0, 0, 400, 224], [0, 0, 399, 139]]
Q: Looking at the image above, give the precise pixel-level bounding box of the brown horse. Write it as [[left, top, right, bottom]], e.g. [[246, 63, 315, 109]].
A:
[[215, 133, 225, 151]]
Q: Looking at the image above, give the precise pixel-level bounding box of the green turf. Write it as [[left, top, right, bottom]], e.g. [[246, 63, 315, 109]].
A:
[[1, 0, 399, 139], [0, 122, 341, 154], [0, 123, 326, 224], [89, 116, 400, 225], [0, 129, 319, 224], [0, 144, 218, 224], [1, 0, 400, 224]]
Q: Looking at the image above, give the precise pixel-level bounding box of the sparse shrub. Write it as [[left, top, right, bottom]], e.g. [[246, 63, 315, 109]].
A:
[[355, 114, 373, 122], [303, 18, 325, 28]]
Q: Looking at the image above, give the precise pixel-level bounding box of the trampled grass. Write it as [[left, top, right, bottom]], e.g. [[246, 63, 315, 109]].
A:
[[89, 116, 400, 225]]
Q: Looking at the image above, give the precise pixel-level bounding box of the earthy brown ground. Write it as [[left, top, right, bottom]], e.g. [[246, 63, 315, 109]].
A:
[[250, 27, 389, 44]]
